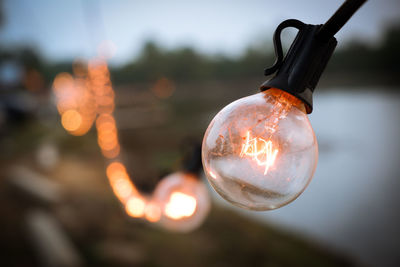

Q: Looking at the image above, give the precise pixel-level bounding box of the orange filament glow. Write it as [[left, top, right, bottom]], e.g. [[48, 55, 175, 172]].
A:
[[240, 131, 279, 175], [164, 192, 197, 220], [126, 196, 146, 218]]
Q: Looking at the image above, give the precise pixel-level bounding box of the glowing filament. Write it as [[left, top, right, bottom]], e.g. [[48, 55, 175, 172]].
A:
[[209, 170, 217, 179], [164, 192, 197, 220], [240, 131, 278, 175]]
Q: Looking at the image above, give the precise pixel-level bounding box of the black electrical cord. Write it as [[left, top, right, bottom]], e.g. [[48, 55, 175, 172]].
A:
[[317, 0, 367, 42], [261, 0, 367, 113], [181, 142, 203, 177]]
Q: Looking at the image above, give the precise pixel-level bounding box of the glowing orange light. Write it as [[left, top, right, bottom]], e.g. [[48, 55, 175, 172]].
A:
[[240, 131, 278, 175], [164, 192, 197, 220], [97, 130, 119, 150], [106, 162, 126, 178], [54, 58, 180, 225], [61, 110, 82, 132], [145, 202, 161, 222], [101, 144, 120, 159], [96, 114, 116, 128], [106, 162, 138, 203], [113, 178, 134, 199], [53, 72, 74, 93], [126, 196, 146, 218]]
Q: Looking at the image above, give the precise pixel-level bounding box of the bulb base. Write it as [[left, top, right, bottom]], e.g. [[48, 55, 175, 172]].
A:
[[260, 19, 337, 113]]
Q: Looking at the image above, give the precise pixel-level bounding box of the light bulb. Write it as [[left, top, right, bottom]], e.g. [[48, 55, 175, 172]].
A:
[[202, 88, 318, 210], [144, 200, 162, 222], [126, 195, 146, 218], [153, 172, 210, 232]]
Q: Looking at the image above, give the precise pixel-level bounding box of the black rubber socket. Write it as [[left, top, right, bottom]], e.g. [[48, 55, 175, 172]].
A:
[[260, 19, 337, 114]]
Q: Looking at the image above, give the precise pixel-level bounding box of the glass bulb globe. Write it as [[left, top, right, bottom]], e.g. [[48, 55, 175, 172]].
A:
[[153, 172, 210, 232], [202, 88, 318, 210]]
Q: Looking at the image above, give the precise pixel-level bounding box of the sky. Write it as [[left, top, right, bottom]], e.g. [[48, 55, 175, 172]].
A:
[[1, 0, 399, 65]]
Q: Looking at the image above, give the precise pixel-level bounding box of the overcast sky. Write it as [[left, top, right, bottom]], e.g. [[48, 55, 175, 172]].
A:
[[1, 0, 399, 65]]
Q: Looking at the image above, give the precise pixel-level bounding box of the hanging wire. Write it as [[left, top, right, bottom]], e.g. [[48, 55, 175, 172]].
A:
[[317, 0, 367, 42]]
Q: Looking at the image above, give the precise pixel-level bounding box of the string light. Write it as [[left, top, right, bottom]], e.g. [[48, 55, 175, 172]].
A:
[[164, 192, 197, 220], [152, 172, 210, 232], [126, 196, 146, 218], [51, 0, 366, 228], [52, 55, 210, 231]]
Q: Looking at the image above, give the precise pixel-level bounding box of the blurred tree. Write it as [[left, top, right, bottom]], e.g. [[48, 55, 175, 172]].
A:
[[17, 48, 43, 71], [2, 21, 400, 87], [380, 25, 400, 72]]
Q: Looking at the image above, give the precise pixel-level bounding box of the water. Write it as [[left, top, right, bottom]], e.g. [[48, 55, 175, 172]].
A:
[[212, 88, 400, 267]]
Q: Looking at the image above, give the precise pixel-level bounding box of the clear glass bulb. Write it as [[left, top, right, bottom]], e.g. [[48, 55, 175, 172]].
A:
[[202, 88, 318, 210], [153, 172, 211, 232]]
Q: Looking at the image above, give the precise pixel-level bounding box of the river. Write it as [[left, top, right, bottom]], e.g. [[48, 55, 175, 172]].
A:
[[213, 88, 400, 267]]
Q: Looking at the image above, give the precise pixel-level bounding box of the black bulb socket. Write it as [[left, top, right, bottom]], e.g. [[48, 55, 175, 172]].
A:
[[260, 19, 337, 114]]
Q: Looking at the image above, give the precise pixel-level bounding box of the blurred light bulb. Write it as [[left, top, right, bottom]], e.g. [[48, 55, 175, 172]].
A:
[[202, 89, 318, 210], [144, 201, 162, 222], [153, 172, 210, 232], [165, 192, 197, 220], [106, 162, 138, 204], [126, 195, 146, 218]]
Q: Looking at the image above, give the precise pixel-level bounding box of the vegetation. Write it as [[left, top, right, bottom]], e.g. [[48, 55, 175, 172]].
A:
[[1, 23, 399, 88]]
